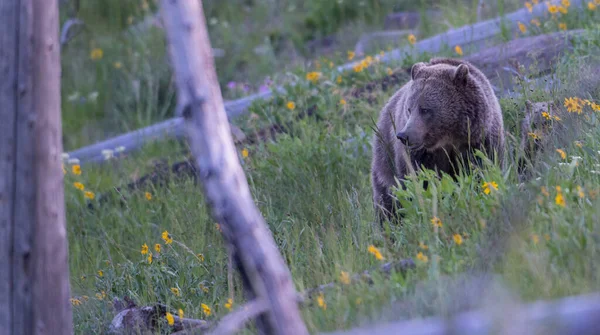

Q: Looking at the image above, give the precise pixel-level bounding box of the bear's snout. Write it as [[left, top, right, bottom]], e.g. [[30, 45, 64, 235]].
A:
[[396, 131, 409, 145]]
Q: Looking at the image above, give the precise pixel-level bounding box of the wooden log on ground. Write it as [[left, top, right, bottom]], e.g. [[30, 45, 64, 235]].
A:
[[0, 0, 73, 333], [322, 291, 600, 335], [464, 30, 584, 93], [66, 0, 585, 165], [159, 0, 308, 334]]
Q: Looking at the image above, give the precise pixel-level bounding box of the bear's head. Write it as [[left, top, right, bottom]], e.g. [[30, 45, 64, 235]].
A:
[[396, 61, 489, 152]]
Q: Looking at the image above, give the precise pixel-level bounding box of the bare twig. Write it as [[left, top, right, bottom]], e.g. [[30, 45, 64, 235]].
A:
[[207, 299, 269, 335]]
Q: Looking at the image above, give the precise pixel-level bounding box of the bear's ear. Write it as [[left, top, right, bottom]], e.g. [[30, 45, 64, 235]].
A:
[[411, 62, 426, 80], [453, 63, 470, 86]]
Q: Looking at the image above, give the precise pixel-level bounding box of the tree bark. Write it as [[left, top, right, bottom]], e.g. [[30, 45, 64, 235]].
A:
[[0, 0, 73, 334], [159, 0, 308, 334]]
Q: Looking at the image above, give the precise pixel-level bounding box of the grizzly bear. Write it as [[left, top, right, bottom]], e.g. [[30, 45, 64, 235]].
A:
[[371, 57, 504, 222]]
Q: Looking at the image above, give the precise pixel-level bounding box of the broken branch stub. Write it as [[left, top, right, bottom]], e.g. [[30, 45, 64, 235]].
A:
[[159, 0, 308, 334]]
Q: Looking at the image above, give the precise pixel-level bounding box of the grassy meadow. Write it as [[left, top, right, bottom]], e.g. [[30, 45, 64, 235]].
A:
[[61, 0, 600, 333]]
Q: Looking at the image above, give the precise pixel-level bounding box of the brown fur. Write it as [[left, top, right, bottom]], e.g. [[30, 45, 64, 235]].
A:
[[371, 58, 505, 222]]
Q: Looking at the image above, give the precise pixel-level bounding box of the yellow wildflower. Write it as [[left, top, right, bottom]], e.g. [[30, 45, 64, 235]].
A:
[[386, 68, 393, 75], [197, 253, 205, 262], [431, 216, 443, 228], [556, 149, 567, 160], [215, 223, 222, 232], [170, 287, 181, 296], [90, 48, 103, 61], [224, 298, 233, 311], [306, 72, 322, 83], [558, 6, 568, 14], [454, 45, 463, 56], [518, 22, 527, 34], [559, 22, 567, 30], [561, 0, 570, 7], [367, 245, 384, 261], [544, 234, 551, 241], [533, 0, 539, 4], [528, 132, 540, 140], [62, 164, 67, 175], [336, 76, 342, 84], [564, 97, 582, 113], [339, 99, 347, 106], [113, 62, 123, 69], [347, 51, 355, 61], [178, 308, 184, 319], [145, 192, 152, 200], [286, 101, 295, 110], [97, 270, 103, 277], [574, 141, 583, 148], [531, 18, 541, 27], [317, 293, 326, 310], [147, 253, 153, 264], [577, 186, 585, 198], [329, 61, 334, 68], [416, 252, 429, 263], [589, 2, 597, 10], [407, 34, 416, 45], [590, 102, 600, 112], [95, 291, 106, 300], [555, 189, 566, 207], [547, 4, 559, 13], [482, 181, 498, 195], [419, 241, 428, 250], [84, 191, 95, 200], [525, 2, 533, 12], [339, 271, 351, 285], [162, 230, 173, 244], [70, 298, 82, 306], [532, 234, 540, 245], [453, 234, 463, 246], [141, 243, 149, 255], [200, 283, 209, 293], [154, 243, 161, 253], [541, 186, 549, 197], [72, 164, 82, 175], [74, 182, 85, 190], [242, 148, 249, 158], [353, 62, 365, 73], [166, 312, 174, 326], [541, 111, 551, 120], [201, 303, 211, 316]]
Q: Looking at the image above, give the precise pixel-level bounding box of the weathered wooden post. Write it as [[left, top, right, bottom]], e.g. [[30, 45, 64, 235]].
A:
[[159, 0, 308, 334], [0, 0, 73, 333]]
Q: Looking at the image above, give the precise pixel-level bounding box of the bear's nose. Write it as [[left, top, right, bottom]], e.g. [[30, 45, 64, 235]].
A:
[[396, 131, 408, 145]]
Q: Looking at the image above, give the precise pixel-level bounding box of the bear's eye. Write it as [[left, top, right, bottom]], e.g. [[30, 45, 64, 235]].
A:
[[407, 108, 412, 115], [419, 107, 432, 114]]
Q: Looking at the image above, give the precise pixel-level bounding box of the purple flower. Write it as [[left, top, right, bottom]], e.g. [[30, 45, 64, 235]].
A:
[[227, 81, 236, 90], [259, 85, 269, 93], [242, 84, 250, 92]]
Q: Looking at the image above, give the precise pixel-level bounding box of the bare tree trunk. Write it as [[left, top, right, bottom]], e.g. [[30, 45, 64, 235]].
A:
[[0, 0, 73, 334], [159, 1, 308, 334]]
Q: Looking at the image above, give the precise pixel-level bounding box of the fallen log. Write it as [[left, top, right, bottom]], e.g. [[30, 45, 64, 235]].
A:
[[322, 291, 600, 335], [66, 0, 586, 165]]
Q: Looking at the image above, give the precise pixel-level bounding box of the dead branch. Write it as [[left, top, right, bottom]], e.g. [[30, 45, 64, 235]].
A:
[[159, 0, 308, 334]]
